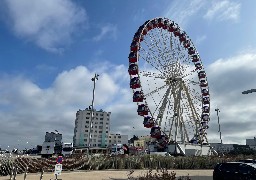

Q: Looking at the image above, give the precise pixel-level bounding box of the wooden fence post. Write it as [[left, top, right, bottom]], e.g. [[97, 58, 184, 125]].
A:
[[9, 166, 14, 180], [24, 166, 28, 180], [39, 168, 44, 180], [13, 167, 17, 180]]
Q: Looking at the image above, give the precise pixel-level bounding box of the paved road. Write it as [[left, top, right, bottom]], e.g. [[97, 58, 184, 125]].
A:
[[187, 176, 212, 180], [108, 177, 212, 180]]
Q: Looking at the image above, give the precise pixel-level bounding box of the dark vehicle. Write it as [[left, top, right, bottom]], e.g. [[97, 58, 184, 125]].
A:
[[213, 162, 256, 180], [239, 159, 256, 163]]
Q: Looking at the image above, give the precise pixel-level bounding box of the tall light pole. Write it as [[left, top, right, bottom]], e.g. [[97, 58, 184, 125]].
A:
[[215, 108, 222, 144], [88, 73, 99, 155]]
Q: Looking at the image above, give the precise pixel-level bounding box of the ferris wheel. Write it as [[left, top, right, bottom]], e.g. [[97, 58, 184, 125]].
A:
[[128, 17, 210, 152]]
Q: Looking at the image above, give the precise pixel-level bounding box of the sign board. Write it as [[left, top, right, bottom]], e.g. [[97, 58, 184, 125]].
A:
[[54, 164, 62, 176], [56, 156, 63, 164]]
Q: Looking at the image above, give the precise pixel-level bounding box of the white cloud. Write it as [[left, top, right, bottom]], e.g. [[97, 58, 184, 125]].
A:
[[195, 35, 207, 45], [163, 0, 206, 28], [204, 0, 240, 22], [206, 52, 256, 144], [2, 0, 87, 53], [1, 51, 256, 149], [93, 24, 117, 42], [132, 8, 146, 22]]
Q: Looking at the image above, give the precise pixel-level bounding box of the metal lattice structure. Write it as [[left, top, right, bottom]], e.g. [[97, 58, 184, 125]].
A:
[[128, 17, 210, 152]]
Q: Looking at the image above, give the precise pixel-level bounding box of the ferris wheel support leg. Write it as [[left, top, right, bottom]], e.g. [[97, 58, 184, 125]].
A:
[[182, 81, 201, 142]]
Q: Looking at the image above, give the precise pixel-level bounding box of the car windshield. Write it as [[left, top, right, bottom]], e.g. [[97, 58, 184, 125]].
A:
[[63, 147, 73, 151]]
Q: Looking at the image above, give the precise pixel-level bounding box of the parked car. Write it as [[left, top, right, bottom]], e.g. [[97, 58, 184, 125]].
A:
[[239, 159, 256, 163], [213, 162, 256, 180]]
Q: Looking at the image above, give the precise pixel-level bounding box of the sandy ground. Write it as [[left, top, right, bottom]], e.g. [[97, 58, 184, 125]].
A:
[[0, 169, 213, 180]]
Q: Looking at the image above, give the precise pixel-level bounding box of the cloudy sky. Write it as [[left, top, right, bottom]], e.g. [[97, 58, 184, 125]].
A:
[[0, 0, 256, 150]]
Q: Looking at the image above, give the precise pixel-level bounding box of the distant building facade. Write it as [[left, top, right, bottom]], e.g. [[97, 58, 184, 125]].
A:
[[246, 137, 256, 150], [210, 143, 236, 154], [108, 133, 128, 146], [134, 135, 151, 150], [73, 108, 111, 148], [44, 131, 62, 154]]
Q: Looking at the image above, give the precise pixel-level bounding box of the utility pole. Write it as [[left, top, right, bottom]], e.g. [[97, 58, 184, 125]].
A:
[[88, 73, 99, 155], [215, 108, 222, 144]]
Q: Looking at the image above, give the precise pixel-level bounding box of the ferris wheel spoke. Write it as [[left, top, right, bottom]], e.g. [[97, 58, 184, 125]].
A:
[[155, 85, 173, 126], [140, 47, 164, 74], [147, 32, 170, 72], [181, 81, 201, 137], [144, 84, 168, 98]]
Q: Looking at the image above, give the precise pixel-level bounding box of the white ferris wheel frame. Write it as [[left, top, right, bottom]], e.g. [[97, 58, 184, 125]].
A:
[[128, 17, 210, 145]]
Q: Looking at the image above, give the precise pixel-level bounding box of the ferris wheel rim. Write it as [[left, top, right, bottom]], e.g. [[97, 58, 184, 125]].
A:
[[128, 17, 210, 145]]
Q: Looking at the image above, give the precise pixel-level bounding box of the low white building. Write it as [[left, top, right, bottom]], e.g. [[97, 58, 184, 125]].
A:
[[246, 137, 256, 150], [108, 134, 128, 146], [246, 137, 256, 146], [210, 143, 236, 154]]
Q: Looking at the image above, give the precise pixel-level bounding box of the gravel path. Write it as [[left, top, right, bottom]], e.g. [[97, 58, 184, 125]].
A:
[[0, 169, 213, 180]]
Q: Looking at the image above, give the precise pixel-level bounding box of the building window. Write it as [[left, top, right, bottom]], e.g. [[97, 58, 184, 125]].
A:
[[107, 114, 110, 116], [95, 126, 97, 128], [100, 118, 103, 120], [99, 131, 102, 133], [96, 113, 98, 116], [118, 136, 121, 138], [86, 117, 89, 119], [87, 112, 90, 115], [84, 139, 87, 142], [84, 134, 88, 137], [99, 126, 103, 129], [95, 122, 98, 124], [106, 131, 108, 133], [100, 122, 103, 124], [94, 135, 97, 137], [85, 130, 88, 132], [98, 135, 102, 138], [98, 140, 101, 142], [107, 118, 109, 121], [100, 114, 103, 116], [86, 121, 89, 124]]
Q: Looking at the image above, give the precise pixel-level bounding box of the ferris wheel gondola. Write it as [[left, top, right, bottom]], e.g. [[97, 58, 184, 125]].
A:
[[128, 17, 211, 153]]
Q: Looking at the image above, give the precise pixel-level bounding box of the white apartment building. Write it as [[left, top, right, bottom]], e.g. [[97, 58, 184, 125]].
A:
[[108, 133, 128, 146], [73, 108, 111, 148]]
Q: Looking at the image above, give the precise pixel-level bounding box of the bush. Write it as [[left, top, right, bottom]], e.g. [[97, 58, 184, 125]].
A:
[[127, 168, 191, 180]]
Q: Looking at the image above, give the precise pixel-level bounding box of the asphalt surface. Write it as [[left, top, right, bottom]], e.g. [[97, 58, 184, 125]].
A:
[[188, 176, 212, 180]]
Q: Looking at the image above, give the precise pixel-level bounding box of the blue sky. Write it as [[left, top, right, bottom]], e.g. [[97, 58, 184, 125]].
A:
[[1, 0, 256, 150]]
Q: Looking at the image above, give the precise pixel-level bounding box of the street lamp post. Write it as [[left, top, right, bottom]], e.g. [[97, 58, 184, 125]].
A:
[[215, 108, 222, 144], [88, 73, 99, 155]]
